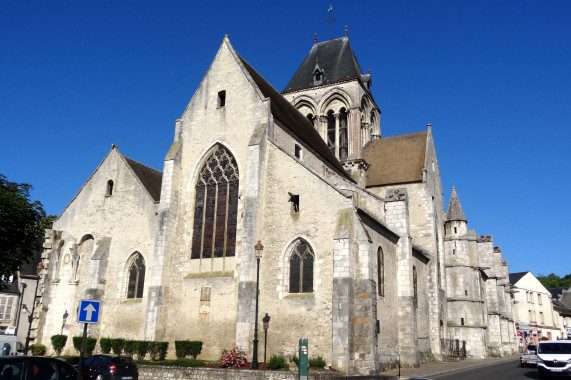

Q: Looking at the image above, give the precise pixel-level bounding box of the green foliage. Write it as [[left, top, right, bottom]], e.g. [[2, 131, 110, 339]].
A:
[[99, 337, 112, 354], [59, 356, 80, 365], [111, 338, 125, 355], [139, 358, 205, 367], [157, 341, 168, 361], [135, 340, 150, 360], [72, 336, 97, 356], [267, 354, 288, 369], [123, 340, 136, 356], [30, 344, 47, 356], [220, 346, 248, 368], [0, 174, 51, 283], [308, 356, 326, 368], [289, 355, 299, 366], [537, 273, 571, 289], [50, 335, 68, 355], [174, 340, 203, 359]]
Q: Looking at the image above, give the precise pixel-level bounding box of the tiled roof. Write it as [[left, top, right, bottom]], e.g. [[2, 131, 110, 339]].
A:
[[123, 156, 163, 202], [237, 54, 351, 181], [509, 271, 530, 285], [363, 131, 427, 187], [446, 187, 467, 222], [283, 37, 367, 93]]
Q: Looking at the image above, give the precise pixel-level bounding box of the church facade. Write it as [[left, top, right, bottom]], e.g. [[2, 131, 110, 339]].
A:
[[35, 35, 516, 375]]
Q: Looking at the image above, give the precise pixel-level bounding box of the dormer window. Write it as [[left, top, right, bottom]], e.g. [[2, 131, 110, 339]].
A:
[[313, 66, 324, 86]]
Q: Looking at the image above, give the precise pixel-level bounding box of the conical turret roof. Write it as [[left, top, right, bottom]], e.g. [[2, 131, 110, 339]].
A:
[[446, 187, 467, 222]]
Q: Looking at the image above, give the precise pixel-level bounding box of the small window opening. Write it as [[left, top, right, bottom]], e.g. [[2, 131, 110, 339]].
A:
[[461, 318, 465, 326], [288, 192, 299, 213], [465, 290, 468, 296], [454, 227, 457, 234], [218, 90, 226, 107], [106, 180, 114, 196], [294, 144, 302, 159], [313, 69, 323, 85], [453, 249, 456, 255]]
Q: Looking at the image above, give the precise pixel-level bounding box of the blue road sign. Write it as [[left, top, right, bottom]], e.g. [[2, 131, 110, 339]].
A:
[[77, 300, 100, 324]]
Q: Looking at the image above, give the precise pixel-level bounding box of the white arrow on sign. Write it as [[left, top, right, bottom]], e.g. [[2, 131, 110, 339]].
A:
[[83, 303, 96, 321]]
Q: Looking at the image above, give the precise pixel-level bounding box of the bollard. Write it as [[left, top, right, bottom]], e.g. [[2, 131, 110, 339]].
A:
[[298, 338, 308, 380]]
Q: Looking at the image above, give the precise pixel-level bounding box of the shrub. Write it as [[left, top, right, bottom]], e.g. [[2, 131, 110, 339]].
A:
[[220, 346, 248, 368], [100, 337, 112, 354], [50, 335, 68, 356], [308, 356, 326, 368], [135, 340, 150, 360], [157, 341, 168, 361], [59, 356, 80, 365], [111, 338, 125, 355], [289, 355, 299, 366], [174, 340, 203, 359], [267, 354, 288, 369], [30, 344, 46, 356], [123, 340, 136, 356], [72, 336, 97, 356]]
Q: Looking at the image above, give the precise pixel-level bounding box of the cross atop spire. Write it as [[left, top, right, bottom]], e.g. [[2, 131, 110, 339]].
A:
[[323, 5, 337, 40]]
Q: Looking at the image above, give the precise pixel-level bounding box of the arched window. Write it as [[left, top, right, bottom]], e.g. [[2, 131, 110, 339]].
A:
[[326, 110, 335, 155], [377, 247, 384, 297], [127, 253, 145, 299], [339, 108, 348, 160], [191, 144, 239, 259], [106, 180, 113, 196], [289, 240, 314, 293]]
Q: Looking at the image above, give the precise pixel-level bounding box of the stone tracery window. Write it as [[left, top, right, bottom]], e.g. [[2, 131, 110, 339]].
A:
[[339, 108, 348, 160], [127, 253, 145, 299], [191, 144, 239, 259], [289, 240, 314, 293], [377, 247, 384, 297]]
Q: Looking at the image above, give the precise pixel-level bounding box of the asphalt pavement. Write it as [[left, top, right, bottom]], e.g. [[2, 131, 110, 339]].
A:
[[376, 353, 521, 380]]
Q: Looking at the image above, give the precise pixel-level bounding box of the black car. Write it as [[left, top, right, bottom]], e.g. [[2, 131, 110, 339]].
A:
[[0, 356, 78, 379], [80, 355, 138, 380]]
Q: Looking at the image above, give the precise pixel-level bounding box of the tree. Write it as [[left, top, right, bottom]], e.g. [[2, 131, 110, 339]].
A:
[[0, 174, 49, 283], [537, 273, 571, 289]]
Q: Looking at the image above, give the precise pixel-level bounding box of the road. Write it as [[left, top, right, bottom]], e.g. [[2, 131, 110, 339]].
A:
[[431, 359, 540, 380]]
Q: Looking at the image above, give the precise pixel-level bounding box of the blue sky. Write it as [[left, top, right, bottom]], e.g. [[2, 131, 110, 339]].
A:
[[1, 1, 569, 277]]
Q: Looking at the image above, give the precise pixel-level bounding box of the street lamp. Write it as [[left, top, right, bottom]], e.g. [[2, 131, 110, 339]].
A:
[[251, 241, 263, 369], [23, 263, 43, 355], [15, 283, 27, 336], [263, 313, 270, 363]]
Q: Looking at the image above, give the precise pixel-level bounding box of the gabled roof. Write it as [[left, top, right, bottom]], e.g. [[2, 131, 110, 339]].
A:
[[283, 37, 368, 93], [123, 156, 162, 202], [363, 131, 427, 187], [446, 187, 467, 222], [549, 287, 566, 300], [553, 299, 571, 317], [235, 51, 352, 181], [509, 271, 530, 285]]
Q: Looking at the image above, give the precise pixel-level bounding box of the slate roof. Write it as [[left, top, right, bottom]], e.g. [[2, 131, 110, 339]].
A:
[[553, 299, 571, 317], [446, 187, 467, 222], [363, 131, 427, 187], [123, 156, 163, 202], [509, 271, 530, 285], [237, 54, 351, 181], [283, 37, 368, 93], [549, 287, 566, 300]]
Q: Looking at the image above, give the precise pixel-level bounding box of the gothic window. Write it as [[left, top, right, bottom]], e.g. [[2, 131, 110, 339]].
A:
[[127, 253, 145, 299], [377, 247, 384, 297], [339, 108, 348, 160], [191, 144, 239, 260], [306, 113, 315, 127], [326, 111, 335, 154], [413, 265, 418, 303], [289, 240, 314, 293], [106, 180, 113, 196]]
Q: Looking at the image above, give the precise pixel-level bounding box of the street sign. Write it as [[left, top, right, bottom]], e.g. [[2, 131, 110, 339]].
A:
[[77, 300, 100, 324]]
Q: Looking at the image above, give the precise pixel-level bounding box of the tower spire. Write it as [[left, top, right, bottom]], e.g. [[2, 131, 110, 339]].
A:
[[446, 187, 467, 222]]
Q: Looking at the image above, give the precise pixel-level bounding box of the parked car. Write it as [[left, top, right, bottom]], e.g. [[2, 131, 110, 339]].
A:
[[0, 356, 78, 379], [537, 340, 571, 379], [80, 355, 138, 380], [0, 335, 24, 356], [521, 343, 538, 367]]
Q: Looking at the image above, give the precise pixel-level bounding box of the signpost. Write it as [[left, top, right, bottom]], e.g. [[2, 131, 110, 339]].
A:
[[76, 300, 100, 380]]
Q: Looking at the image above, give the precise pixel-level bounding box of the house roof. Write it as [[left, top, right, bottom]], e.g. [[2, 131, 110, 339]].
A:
[[446, 187, 467, 222], [553, 299, 571, 317], [363, 131, 427, 187], [123, 156, 163, 202], [236, 53, 352, 181], [509, 271, 530, 285], [549, 287, 566, 300], [283, 37, 368, 93]]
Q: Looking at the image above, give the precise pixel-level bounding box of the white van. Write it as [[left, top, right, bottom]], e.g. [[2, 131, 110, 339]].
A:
[[537, 340, 571, 379], [0, 335, 24, 356]]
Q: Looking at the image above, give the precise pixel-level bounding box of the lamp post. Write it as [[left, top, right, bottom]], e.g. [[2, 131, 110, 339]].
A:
[[24, 263, 42, 355], [263, 313, 270, 363], [251, 241, 263, 369], [15, 283, 27, 336]]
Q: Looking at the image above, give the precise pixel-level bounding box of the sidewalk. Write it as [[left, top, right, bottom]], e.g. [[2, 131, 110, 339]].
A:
[[378, 353, 520, 379]]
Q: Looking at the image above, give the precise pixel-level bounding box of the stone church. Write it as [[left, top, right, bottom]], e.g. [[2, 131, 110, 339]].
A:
[[35, 35, 516, 375]]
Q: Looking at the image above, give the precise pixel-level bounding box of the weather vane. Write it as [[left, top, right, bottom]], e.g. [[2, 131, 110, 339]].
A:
[[323, 4, 337, 40]]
